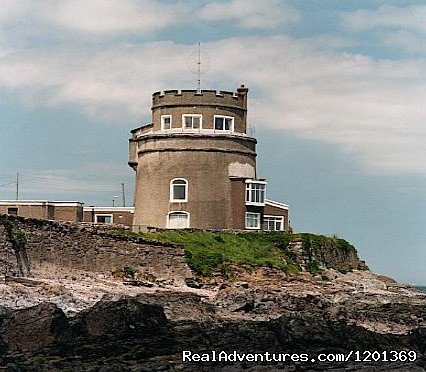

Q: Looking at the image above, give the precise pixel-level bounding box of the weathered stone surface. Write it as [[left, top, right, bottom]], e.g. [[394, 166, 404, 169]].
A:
[[0, 294, 424, 371], [0, 215, 193, 286]]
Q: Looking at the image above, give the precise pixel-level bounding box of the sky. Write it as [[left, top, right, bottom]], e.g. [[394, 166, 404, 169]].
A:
[[0, 0, 425, 284]]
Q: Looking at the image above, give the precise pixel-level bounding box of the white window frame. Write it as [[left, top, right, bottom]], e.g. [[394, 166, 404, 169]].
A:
[[94, 213, 114, 224], [245, 180, 267, 206], [245, 212, 261, 230], [263, 215, 284, 231], [182, 114, 202, 130], [170, 178, 188, 202], [166, 211, 190, 229], [214, 115, 234, 132], [161, 115, 172, 130]]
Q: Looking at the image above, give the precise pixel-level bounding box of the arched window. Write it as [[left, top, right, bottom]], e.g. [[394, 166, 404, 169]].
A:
[[170, 178, 188, 202], [167, 211, 190, 229]]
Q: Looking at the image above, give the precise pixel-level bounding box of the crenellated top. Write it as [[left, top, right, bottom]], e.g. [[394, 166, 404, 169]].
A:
[[152, 85, 249, 110]]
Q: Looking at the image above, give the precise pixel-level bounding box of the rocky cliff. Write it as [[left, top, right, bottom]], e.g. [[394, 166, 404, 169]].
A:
[[0, 215, 425, 371]]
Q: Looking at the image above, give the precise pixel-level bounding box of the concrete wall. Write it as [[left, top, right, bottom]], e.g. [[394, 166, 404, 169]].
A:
[[230, 179, 246, 229], [0, 204, 83, 222], [0, 215, 193, 284], [0, 204, 50, 220], [132, 132, 256, 229], [151, 88, 248, 133], [133, 148, 255, 229], [152, 106, 246, 133], [54, 206, 83, 222]]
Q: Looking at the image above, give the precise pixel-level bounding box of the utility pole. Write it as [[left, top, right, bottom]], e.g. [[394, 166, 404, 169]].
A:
[[15, 171, 19, 200], [121, 182, 126, 207]]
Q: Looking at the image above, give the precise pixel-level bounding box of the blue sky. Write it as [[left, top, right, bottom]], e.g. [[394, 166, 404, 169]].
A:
[[1, 0, 425, 284]]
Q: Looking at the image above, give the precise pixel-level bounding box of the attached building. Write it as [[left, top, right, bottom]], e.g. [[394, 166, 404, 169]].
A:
[[0, 201, 83, 222], [82, 206, 134, 226]]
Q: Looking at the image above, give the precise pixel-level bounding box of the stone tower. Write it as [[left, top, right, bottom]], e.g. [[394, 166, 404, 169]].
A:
[[129, 85, 289, 231]]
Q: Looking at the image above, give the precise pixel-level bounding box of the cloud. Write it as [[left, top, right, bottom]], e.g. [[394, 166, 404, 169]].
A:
[[341, 5, 426, 32], [1, 42, 194, 121], [46, 0, 185, 34], [1, 0, 185, 35], [197, 0, 300, 29]]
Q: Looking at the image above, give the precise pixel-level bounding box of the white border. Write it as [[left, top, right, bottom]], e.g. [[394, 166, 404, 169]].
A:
[[245, 212, 261, 230], [265, 199, 289, 210], [83, 206, 134, 212], [213, 115, 234, 132], [182, 114, 203, 130], [166, 211, 190, 229], [161, 115, 172, 130], [170, 178, 188, 202]]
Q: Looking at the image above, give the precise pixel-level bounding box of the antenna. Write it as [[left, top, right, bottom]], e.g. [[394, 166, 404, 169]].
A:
[[197, 42, 201, 92], [15, 171, 19, 200], [121, 182, 126, 207], [187, 42, 211, 92]]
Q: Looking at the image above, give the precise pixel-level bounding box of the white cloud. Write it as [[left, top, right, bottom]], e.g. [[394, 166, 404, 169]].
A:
[[1, 0, 185, 35], [341, 5, 426, 32], [198, 0, 300, 29], [45, 0, 185, 34]]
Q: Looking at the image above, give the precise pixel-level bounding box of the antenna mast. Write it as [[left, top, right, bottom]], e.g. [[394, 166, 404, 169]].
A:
[[187, 43, 210, 92], [15, 171, 19, 200], [197, 42, 202, 93]]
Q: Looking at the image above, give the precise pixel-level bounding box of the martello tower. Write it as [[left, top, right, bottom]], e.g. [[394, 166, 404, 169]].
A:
[[129, 85, 289, 231]]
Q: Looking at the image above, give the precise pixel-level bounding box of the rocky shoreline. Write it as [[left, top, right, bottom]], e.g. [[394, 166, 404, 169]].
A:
[[0, 268, 425, 371], [0, 215, 425, 371]]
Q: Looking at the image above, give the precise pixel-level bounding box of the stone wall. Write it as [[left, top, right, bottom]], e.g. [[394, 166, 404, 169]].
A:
[[0, 215, 193, 284]]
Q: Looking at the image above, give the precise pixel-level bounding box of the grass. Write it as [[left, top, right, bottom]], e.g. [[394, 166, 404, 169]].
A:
[[141, 230, 297, 276], [110, 230, 359, 277]]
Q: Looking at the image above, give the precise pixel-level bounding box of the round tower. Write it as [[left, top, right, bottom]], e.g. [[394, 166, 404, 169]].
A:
[[129, 85, 258, 230]]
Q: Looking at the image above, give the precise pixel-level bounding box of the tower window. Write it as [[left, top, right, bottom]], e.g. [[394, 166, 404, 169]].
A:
[[170, 178, 188, 202], [245, 212, 260, 229], [167, 211, 190, 229], [182, 114, 202, 129], [214, 116, 234, 131], [245, 180, 267, 205], [161, 115, 172, 130]]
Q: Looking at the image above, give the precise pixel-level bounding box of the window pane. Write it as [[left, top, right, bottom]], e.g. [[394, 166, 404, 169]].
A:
[[163, 117, 171, 129], [193, 117, 200, 128], [224, 118, 231, 130], [215, 117, 223, 130], [246, 213, 259, 228], [174, 185, 186, 200], [185, 117, 192, 128], [173, 179, 186, 185]]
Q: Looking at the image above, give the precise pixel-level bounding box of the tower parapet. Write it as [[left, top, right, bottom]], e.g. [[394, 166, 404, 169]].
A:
[[152, 88, 247, 110]]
